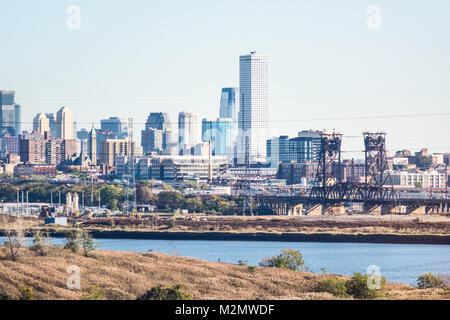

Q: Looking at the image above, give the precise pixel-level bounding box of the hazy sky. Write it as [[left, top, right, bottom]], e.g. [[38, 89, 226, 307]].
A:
[[1, 0, 449, 158]]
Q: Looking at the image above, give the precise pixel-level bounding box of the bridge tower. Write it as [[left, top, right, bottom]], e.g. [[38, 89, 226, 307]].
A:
[[310, 131, 343, 200], [363, 132, 396, 200]]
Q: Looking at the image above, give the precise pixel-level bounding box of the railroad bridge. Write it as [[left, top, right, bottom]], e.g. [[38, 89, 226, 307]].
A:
[[255, 132, 449, 216], [255, 194, 450, 216]]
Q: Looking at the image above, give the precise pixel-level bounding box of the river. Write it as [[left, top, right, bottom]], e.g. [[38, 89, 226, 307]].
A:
[[2, 237, 449, 285]]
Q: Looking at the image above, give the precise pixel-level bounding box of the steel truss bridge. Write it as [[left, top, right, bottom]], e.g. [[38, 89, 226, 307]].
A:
[[255, 132, 449, 216]]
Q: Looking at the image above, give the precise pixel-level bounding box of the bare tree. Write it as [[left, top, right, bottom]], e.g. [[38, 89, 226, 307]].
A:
[[0, 215, 27, 261]]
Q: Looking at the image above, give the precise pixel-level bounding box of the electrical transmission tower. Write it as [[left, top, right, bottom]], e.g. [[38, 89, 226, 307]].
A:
[[125, 118, 137, 213], [363, 132, 396, 200], [242, 136, 253, 216]]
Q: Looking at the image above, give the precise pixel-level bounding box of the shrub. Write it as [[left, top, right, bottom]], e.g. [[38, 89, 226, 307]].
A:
[[0, 292, 15, 300], [137, 284, 192, 301], [259, 249, 306, 271], [247, 266, 257, 273], [345, 272, 385, 299], [30, 231, 51, 256], [417, 273, 447, 289], [64, 230, 81, 253], [315, 277, 347, 297], [168, 220, 176, 229], [238, 260, 248, 266], [80, 231, 98, 258], [82, 285, 104, 300], [19, 286, 34, 300]]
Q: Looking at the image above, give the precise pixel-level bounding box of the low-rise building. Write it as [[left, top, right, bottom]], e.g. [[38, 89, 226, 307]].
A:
[[390, 170, 447, 189], [150, 155, 228, 181]]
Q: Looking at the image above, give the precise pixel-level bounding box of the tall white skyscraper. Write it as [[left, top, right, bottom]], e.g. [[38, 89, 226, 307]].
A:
[[56, 106, 74, 139], [237, 52, 270, 164], [178, 111, 199, 155]]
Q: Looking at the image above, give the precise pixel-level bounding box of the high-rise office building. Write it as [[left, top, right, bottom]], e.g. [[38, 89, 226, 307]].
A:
[[178, 112, 199, 155], [45, 113, 58, 138], [267, 135, 289, 167], [220, 88, 238, 122], [33, 113, 51, 135], [77, 128, 89, 156], [56, 106, 74, 140], [141, 127, 163, 154], [288, 130, 323, 163], [0, 90, 21, 136], [237, 52, 270, 164], [100, 117, 128, 138], [201, 118, 234, 158], [144, 112, 172, 152], [219, 88, 239, 153], [267, 130, 326, 167]]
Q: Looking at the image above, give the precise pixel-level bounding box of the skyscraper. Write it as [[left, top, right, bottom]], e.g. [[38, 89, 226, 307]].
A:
[[178, 112, 199, 155], [100, 117, 128, 138], [220, 88, 238, 122], [33, 113, 50, 135], [0, 90, 21, 136], [45, 113, 58, 138], [56, 106, 74, 140], [141, 127, 163, 154], [202, 118, 234, 158], [237, 52, 270, 164], [144, 112, 172, 152]]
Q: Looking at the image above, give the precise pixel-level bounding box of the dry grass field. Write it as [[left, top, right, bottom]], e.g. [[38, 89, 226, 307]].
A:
[[0, 246, 448, 300]]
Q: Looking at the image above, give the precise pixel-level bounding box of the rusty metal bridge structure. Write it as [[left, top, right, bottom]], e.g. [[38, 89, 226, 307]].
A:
[[255, 132, 450, 216]]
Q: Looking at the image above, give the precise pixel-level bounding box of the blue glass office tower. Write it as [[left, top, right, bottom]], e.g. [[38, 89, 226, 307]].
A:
[[0, 90, 21, 136], [202, 118, 234, 157]]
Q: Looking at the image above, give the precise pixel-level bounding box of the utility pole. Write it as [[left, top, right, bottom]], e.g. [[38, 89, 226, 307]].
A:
[[91, 174, 94, 205]]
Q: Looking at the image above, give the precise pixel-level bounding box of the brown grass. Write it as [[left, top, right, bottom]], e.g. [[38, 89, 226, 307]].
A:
[[0, 246, 448, 300]]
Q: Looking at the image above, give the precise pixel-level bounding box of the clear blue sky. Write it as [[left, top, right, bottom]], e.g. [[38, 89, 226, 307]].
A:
[[1, 0, 449, 158]]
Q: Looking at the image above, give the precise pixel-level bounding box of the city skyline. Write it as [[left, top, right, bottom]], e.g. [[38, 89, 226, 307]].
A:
[[1, 1, 449, 157]]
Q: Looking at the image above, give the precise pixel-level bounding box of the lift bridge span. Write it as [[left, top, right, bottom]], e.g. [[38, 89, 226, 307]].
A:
[[255, 132, 449, 216]]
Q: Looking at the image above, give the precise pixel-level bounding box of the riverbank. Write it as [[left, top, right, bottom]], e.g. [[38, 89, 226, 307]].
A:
[[0, 246, 448, 300], [1, 214, 449, 245], [36, 230, 450, 245]]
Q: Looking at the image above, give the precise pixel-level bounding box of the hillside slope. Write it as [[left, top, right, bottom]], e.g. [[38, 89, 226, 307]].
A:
[[0, 246, 447, 300]]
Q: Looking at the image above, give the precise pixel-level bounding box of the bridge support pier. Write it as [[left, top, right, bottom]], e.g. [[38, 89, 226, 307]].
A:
[[288, 204, 303, 216], [363, 205, 383, 215], [306, 204, 323, 216], [323, 205, 345, 216], [407, 206, 427, 215], [389, 206, 404, 214]]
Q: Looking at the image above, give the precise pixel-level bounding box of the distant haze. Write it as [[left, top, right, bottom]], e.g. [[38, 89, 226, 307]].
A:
[[1, 0, 449, 159]]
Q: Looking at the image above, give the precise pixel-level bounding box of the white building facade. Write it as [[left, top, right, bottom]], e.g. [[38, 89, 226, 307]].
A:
[[237, 52, 270, 164]]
